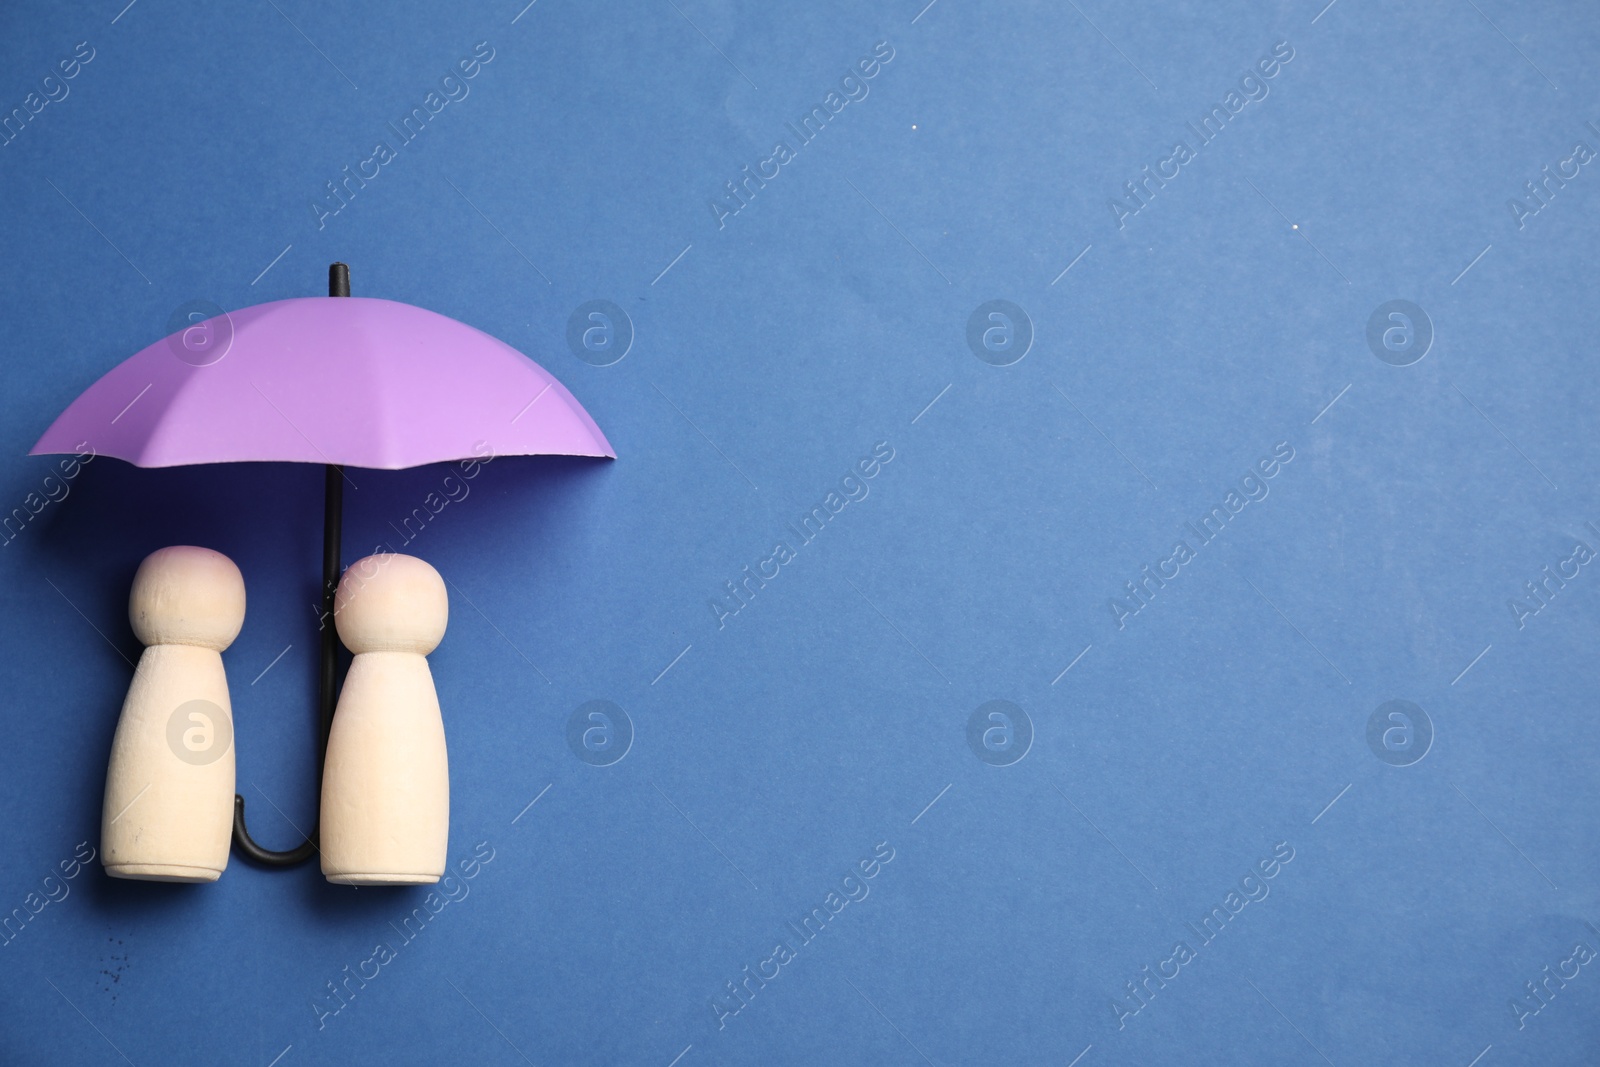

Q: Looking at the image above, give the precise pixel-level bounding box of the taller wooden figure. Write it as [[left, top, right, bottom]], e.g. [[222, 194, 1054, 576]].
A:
[[320, 553, 450, 885], [102, 546, 245, 882]]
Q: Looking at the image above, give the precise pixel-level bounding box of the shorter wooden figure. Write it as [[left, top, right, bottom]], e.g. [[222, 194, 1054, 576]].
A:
[[102, 546, 244, 882], [320, 553, 449, 885]]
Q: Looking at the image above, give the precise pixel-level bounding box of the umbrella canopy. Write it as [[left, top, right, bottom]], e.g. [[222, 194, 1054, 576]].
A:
[[32, 295, 613, 467], [31, 265, 612, 873]]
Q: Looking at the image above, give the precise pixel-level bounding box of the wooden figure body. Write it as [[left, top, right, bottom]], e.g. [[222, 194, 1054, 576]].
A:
[[320, 553, 449, 885], [102, 546, 244, 882]]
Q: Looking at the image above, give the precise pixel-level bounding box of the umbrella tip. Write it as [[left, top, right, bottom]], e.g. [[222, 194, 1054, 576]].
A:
[[329, 263, 350, 298]]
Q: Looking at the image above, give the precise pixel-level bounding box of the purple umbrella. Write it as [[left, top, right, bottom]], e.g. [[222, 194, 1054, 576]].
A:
[[31, 264, 613, 867]]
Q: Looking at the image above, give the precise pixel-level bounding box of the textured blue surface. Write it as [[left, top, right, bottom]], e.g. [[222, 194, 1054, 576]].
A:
[[3, 1, 1600, 1064]]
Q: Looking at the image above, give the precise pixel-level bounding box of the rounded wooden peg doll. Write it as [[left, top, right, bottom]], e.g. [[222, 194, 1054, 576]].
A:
[[320, 553, 450, 885], [102, 546, 244, 882]]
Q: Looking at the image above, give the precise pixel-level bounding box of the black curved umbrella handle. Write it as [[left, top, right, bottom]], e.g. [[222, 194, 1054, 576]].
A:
[[232, 264, 350, 869]]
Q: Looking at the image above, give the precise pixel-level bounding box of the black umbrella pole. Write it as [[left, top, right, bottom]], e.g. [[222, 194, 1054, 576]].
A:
[[318, 464, 343, 777], [231, 464, 342, 867], [232, 265, 350, 869]]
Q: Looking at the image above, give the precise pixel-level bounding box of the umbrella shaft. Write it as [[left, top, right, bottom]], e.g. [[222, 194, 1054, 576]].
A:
[[320, 464, 342, 760], [231, 265, 356, 869]]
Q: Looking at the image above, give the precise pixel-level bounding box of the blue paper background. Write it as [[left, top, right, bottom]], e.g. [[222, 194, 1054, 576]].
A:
[[3, 0, 1599, 1063]]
